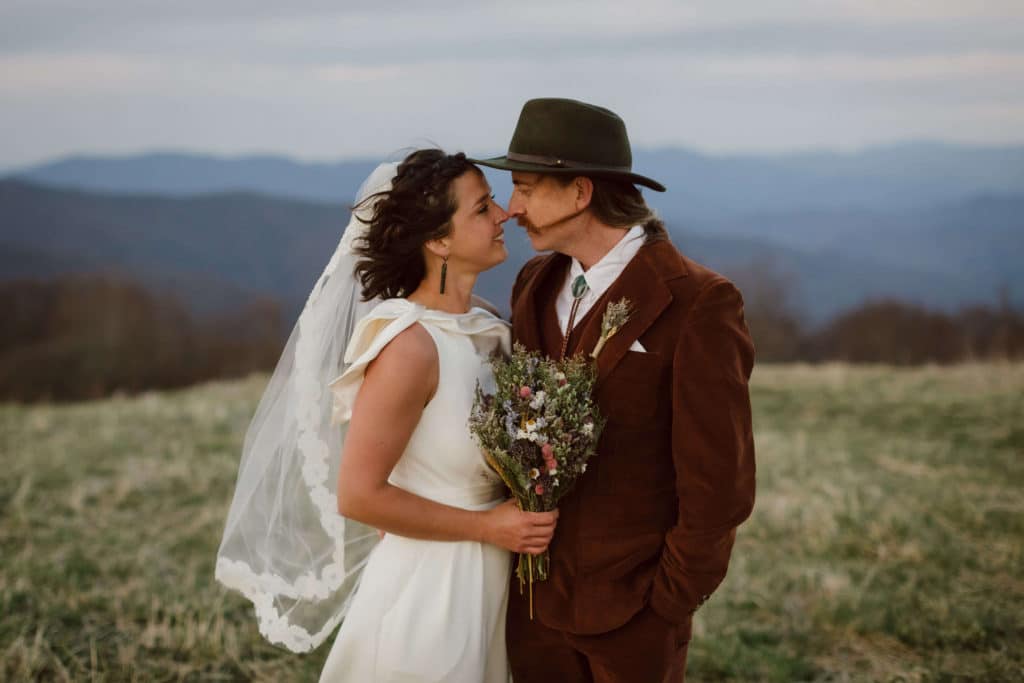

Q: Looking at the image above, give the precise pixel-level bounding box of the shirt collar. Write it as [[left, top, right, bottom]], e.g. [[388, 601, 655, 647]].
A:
[[569, 225, 645, 293]]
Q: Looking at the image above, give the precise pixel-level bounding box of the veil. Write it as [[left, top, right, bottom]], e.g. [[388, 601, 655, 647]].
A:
[[215, 162, 399, 653]]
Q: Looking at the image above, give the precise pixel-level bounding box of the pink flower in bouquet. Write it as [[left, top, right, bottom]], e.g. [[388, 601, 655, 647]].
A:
[[534, 483, 545, 495], [519, 385, 532, 398], [541, 443, 555, 460]]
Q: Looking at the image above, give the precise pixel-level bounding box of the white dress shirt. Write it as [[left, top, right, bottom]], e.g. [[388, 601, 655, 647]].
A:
[[555, 224, 647, 352]]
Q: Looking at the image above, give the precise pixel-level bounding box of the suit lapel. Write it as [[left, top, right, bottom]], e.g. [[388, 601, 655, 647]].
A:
[[584, 241, 679, 385], [513, 252, 568, 352], [515, 239, 687, 387]]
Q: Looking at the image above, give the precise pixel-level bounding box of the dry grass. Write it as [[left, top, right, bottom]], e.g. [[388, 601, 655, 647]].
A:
[[688, 363, 1024, 682], [1, 364, 1022, 681]]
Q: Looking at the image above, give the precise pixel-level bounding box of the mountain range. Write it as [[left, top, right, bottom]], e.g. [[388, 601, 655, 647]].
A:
[[14, 143, 1024, 216], [2, 143, 1021, 327]]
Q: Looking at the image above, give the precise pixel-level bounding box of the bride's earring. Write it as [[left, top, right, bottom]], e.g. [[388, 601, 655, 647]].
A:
[[440, 256, 448, 294]]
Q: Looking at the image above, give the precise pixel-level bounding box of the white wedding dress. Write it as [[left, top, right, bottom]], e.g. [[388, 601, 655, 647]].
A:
[[319, 298, 513, 683]]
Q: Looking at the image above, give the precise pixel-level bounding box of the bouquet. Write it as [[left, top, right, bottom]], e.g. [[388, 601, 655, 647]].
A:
[[469, 344, 603, 617], [469, 299, 632, 618]]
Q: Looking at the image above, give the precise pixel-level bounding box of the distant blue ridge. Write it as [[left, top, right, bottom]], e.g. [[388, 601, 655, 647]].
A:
[[2, 143, 1022, 326]]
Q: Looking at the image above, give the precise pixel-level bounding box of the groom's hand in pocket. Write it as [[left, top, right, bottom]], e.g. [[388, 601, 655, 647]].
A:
[[479, 499, 558, 554]]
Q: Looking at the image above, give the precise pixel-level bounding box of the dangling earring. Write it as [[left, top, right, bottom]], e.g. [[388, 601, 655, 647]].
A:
[[440, 256, 448, 294]]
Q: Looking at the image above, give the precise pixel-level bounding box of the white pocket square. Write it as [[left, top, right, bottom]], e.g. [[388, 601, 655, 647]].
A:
[[629, 340, 646, 352]]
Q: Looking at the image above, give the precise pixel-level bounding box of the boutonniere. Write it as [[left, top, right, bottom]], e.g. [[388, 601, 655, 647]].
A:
[[590, 298, 633, 360]]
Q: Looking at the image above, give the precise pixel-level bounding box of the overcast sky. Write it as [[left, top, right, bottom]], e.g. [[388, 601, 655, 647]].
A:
[[1, 0, 1023, 169]]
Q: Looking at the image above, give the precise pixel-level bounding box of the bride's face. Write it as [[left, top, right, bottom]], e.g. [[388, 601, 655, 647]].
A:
[[444, 169, 509, 273]]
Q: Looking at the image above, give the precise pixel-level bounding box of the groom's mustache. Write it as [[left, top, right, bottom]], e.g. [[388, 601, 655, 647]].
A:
[[517, 208, 586, 233]]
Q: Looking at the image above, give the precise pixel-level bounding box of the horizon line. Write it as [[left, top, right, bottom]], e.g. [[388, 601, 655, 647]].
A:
[[6, 138, 1024, 174]]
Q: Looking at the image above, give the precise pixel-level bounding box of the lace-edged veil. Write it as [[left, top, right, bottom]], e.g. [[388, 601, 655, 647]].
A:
[[215, 162, 398, 653]]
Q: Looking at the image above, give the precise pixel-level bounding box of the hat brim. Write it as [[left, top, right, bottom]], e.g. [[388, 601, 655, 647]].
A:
[[469, 155, 666, 192]]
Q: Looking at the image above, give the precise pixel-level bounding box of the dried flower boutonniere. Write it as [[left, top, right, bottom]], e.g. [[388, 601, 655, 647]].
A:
[[590, 298, 633, 360]]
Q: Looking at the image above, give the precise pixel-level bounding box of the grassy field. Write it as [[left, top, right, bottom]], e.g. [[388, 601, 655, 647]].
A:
[[1, 364, 1022, 682]]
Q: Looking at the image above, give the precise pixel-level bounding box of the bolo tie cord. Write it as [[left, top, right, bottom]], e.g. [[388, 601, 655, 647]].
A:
[[559, 274, 590, 360]]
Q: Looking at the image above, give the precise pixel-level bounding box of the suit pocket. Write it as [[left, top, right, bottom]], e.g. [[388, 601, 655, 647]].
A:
[[581, 531, 663, 574]]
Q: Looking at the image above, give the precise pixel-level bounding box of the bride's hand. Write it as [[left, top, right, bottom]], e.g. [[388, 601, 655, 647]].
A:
[[481, 499, 558, 554]]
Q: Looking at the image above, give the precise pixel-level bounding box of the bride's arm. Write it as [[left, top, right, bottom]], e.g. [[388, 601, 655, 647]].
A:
[[337, 323, 556, 554]]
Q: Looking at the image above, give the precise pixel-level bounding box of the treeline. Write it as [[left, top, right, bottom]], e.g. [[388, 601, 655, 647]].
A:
[[748, 299, 1024, 363], [2, 273, 1022, 403], [731, 259, 1024, 364], [0, 275, 283, 402]]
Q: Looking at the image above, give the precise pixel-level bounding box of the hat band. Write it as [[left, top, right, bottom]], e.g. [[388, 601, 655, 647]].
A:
[[506, 151, 632, 173]]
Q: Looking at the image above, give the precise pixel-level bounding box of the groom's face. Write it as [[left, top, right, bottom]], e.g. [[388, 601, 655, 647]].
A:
[[507, 172, 581, 253]]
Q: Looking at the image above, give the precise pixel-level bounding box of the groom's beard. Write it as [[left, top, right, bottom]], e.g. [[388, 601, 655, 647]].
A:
[[518, 207, 586, 235]]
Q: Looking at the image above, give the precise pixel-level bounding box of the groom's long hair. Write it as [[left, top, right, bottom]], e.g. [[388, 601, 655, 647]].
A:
[[552, 174, 668, 241]]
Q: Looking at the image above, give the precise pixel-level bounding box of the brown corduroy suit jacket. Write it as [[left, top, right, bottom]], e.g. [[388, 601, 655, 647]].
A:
[[509, 235, 756, 640]]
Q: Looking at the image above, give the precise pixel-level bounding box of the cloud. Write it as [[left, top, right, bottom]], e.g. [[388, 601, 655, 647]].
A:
[[686, 52, 1024, 83], [3, 1, 1023, 60], [1, 1, 1023, 167]]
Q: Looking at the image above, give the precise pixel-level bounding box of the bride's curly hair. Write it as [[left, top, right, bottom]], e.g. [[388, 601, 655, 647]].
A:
[[353, 149, 479, 300]]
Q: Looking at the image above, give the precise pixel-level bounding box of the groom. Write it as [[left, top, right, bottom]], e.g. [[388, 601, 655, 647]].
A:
[[472, 99, 756, 682]]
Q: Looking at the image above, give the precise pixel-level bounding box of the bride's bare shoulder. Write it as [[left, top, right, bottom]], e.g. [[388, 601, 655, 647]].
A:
[[356, 322, 440, 406], [367, 322, 437, 375]]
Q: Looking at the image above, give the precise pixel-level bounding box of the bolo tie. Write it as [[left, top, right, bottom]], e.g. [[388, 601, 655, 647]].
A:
[[559, 274, 590, 360]]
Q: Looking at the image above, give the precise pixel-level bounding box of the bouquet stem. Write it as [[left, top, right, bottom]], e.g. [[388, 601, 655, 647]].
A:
[[528, 555, 534, 620], [515, 549, 549, 621]]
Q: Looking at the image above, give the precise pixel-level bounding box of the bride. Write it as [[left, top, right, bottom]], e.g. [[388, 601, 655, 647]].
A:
[[215, 149, 558, 682]]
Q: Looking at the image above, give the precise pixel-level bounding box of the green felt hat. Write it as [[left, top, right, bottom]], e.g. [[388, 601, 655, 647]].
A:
[[470, 98, 665, 192]]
